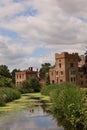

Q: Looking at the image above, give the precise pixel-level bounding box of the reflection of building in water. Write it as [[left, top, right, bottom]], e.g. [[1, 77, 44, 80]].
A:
[[49, 52, 87, 87]]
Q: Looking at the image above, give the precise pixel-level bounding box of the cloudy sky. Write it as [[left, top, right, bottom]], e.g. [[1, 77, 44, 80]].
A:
[[0, 0, 87, 70]]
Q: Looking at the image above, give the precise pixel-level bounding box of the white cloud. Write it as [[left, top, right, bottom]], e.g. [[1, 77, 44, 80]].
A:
[[57, 0, 87, 18], [0, 0, 87, 70]]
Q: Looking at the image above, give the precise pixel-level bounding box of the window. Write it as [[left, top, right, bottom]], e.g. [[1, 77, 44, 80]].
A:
[[71, 77, 73, 82], [71, 70, 75, 75], [20, 75, 21, 79], [52, 80, 55, 84], [61, 71, 63, 75], [60, 79, 63, 83], [71, 77, 76, 82], [59, 63, 61, 68], [16, 75, 18, 79], [70, 63, 74, 68], [81, 81, 83, 85]]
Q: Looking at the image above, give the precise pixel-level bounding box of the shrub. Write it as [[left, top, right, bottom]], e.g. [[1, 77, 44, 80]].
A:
[[29, 77, 41, 92], [18, 80, 33, 94], [41, 84, 58, 96], [19, 77, 41, 93], [51, 83, 87, 130], [0, 88, 21, 106]]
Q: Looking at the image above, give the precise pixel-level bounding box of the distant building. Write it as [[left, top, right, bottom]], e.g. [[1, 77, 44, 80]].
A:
[[49, 52, 87, 87], [15, 67, 40, 87]]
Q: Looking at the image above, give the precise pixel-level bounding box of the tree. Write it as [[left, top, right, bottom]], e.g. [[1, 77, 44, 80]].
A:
[[40, 63, 51, 78], [45, 74, 50, 85], [0, 75, 13, 88], [0, 65, 11, 78], [29, 77, 41, 92], [11, 69, 20, 83]]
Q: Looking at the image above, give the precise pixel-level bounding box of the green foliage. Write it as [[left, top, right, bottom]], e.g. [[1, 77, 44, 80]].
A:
[[0, 65, 14, 88], [41, 84, 58, 96], [40, 63, 51, 78], [0, 88, 21, 106], [18, 80, 33, 94], [0, 75, 14, 88], [29, 77, 41, 92], [45, 74, 50, 85], [11, 69, 20, 83], [19, 77, 41, 93], [51, 83, 87, 130], [41, 83, 87, 129], [0, 65, 11, 78]]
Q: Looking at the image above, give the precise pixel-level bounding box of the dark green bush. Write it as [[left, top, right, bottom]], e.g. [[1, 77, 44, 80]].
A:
[[0, 88, 21, 106], [18, 77, 41, 93]]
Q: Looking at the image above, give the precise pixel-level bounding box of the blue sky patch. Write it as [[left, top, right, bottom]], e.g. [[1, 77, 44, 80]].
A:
[[0, 28, 19, 39], [31, 48, 52, 57], [78, 17, 87, 22], [15, 8, 38, 17], [12, 0, 24, 3]]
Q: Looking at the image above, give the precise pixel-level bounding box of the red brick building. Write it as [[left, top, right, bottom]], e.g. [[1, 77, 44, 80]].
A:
[[49, 52, 87, 87], [15, 67, 40, 87]]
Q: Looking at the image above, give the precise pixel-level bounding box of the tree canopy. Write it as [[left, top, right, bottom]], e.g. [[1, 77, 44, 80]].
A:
[[40, 63, 51, 78], [0, 65, 11, 78]]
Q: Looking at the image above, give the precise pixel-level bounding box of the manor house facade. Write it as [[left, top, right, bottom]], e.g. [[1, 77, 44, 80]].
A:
[[49, 52, 87, 87], [15, 67, 40, 87]]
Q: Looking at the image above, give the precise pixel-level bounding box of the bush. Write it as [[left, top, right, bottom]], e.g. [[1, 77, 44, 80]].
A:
[[0, 75, 14, 88], [29, 77, 41, 92], [41, 84, 58, 96], [51, 83, 87, 130], [0, 88, 21, 106], [18, 80, 33, 94], [19, 77, 41, 93]]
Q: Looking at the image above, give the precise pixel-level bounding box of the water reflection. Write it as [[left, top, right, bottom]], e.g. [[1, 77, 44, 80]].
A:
[[0, 106, 64, 130]]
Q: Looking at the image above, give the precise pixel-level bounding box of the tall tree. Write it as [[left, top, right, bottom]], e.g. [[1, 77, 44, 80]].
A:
[[29, 77, 41, 92], [11, 69, 20, 83], [0, 65, 11, 78], [40, 63, 51, 78], [45, 74, 50, 85]]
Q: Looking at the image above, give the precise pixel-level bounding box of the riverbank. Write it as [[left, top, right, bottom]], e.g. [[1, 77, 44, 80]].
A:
[[0, 93, 50, 112], [0, 88, 21, 106], [41, 83, 87, 130]]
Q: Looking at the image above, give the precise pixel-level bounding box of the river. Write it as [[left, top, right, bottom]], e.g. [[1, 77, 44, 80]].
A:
[[0, 93, 64, 130]]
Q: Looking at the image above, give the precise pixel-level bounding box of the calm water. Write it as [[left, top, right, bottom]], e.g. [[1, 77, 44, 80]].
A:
[[0, 93, 64, 130], [0, 106, 64, 130]]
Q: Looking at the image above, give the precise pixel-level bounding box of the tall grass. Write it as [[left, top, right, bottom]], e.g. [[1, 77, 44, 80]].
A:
[[41, 83, 87, 130], [41, 84, 59, 96], [0, 88, 21, 106]]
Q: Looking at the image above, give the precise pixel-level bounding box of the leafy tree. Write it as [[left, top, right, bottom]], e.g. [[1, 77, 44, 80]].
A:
[[19, 77, 41, 93], [11, 69, 20, 83], [29, 77, 41, 92], [45, 74, 50, 85], [0, 65, 11, 78], [0, 75, 13, 88], [40, 63, 51, 78]]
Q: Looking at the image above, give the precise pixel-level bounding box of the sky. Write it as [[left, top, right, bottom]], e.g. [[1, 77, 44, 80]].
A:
[[0, 0, 87, 70]]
